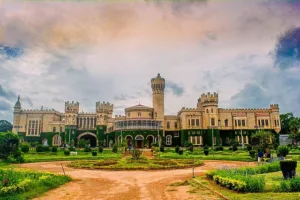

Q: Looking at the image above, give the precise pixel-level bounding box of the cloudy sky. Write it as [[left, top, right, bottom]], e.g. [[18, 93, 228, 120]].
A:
[[1, 0, 300, 122]]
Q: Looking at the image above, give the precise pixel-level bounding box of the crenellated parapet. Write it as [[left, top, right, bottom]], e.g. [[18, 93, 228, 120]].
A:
[[96, 101, 113, 113], [114, 115, 126, 120], [219, 108, 271, 113], [65, 101, 79, 113], [198, 92, 218, 108], [177, 107, 201, 115]]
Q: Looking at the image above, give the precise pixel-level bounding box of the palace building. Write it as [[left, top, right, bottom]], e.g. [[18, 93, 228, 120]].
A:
[[12, 73, 281, 148]]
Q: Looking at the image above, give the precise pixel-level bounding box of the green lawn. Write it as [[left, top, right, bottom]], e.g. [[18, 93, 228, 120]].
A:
[[21, 149, 121, 163]]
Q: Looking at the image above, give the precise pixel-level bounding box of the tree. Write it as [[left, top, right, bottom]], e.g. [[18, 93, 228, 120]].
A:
[[251, 130, 275, 151], [0, 132, 19, 160], [0, 120, 13, 132]]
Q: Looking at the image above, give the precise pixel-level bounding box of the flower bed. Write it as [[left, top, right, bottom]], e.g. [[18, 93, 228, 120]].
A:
[[206, 162, 281, 192], [68, 158, 203, 170], [0, 168, 71, 199]]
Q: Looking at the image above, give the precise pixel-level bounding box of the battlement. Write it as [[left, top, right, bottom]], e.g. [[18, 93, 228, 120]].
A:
[[151, 73, 165, 92], [178, 107, 201, 115], [219, 108, 270, 113], [114, 115, 126, 120], [96, 101, 113, 113], [270, 104, 279, 109], [65, 101, 79, 113], [198, 92, 218, 107], [21, 109, 62, 115]]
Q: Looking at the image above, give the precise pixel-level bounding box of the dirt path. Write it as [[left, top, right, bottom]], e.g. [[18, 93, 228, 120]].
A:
[[17, 161, 254, 200]]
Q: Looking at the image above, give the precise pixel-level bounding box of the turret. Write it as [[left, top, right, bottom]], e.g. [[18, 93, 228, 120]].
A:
[[64, 101, 79, 126], [96, 101, 114, 125], [12, 95, 22, 134], [151, 73, 165, 124], [198, 92, 219, 128]]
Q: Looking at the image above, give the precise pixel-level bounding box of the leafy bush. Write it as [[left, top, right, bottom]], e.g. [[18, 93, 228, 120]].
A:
[[36, 145, 50, 152], [187, 145, 193, 152], [178, 149, 183, 155], [0, 132, 19, 160], [69, 146, 76, 151], [184, 141, 193, 147], [112, 144, 118, 153], [278, 145, 290, 157], [203, 145, 209, 150], [280, 160, 297, 179], [290, 177, 300, 192], [21, 145, 30, 153], [204, 149, 209, 156], [131, 148, 143, 160], [64, 150, 70, 156], [78, 139, 89, 148], [246, 144, 252, 151], [83, 146, 91, 152], [160, 147, 165, 152], [152, 142, 159, 147], [232, 144, 238, 151], [92, 151, 97, 156], [98, 146, 103, 153], [215, 145, 224, 151], [249, 150, 256, 158], [175, 145, 180, 153], [51, 146, 58, 153]]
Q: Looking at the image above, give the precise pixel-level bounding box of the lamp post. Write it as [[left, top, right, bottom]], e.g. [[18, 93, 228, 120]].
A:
[[157, 122, 161, 148], [240, 129, 244, 149], [121, 121, 123, 145]]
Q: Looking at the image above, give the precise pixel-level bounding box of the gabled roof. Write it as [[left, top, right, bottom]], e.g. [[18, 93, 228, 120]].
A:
[[125, 104, 153, 111]]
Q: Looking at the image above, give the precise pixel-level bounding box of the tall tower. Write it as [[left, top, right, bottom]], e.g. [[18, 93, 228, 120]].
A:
[[198, 92, 219, 129], [64, 101, 79, 126], [151, 73, 165, 125], [96, 101, 114, 126], [12, 95, 22, 133]]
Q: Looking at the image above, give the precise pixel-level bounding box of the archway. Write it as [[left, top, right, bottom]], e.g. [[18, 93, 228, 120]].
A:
[[78, 132, 98, 147], [135, 135, 144, 148], [126, 135, 133, 148], [146, 135, 154, 148]]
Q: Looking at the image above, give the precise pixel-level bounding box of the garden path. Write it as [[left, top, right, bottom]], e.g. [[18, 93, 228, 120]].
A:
[[18, 160, 254, 200]]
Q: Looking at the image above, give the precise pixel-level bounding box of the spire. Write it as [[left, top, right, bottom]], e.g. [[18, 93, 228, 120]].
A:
[[14, 95, 21, 108]]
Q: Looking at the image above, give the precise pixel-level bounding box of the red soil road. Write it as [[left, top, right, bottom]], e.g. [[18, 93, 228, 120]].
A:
[[18, 161, 254, 200]]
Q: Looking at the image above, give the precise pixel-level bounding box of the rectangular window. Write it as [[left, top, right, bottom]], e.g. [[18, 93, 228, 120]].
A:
[[265, 120, 269, 126], [197, 136, 201, 144], [53, 127, 56, 132], [196, 119, 200, 126], [60, 127, 63, 132], [238, 120, 241, 126], [191, 119, 195, 126], [274, 120, 277, 126], [242, 120, 246, 127], [192, 136, 196, 144], [174, 132, 179, 137], [174, 122, 178, 129], [188, 119, 190, 126], [167, 122, 170, 129], [261, 120, 265, 126], [258, 120, 261, 127], [235, 120, 237, 126]]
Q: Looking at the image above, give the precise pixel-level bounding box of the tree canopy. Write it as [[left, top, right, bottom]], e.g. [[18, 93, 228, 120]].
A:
[[280, 113, 300, 134], [0, 120, 13, 132], [0, 132, 19, 160]]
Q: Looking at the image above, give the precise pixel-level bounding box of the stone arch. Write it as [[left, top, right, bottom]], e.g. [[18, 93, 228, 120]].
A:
[[146, 135, 154, 148], [78, 132, 98, 147], [135, 135, 144, 148], [52, 134, 62, 146], [125, 135, 133, 147]]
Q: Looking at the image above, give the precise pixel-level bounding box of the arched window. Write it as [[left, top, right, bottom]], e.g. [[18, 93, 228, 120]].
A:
[[206, 109, 209, 113], [167, 122, 170, 129], [53, 127, 56, 132], [174, 122, 178, 128], [211, 118, 215, 126], [224, 119, 228, 127], [52, 134, 61, 146], [138, 112, 141, 117], [166, 135, 172, 145], [211, 108, 213, 113]]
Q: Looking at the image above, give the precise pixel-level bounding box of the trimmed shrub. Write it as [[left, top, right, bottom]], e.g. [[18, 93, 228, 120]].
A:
[[246, 144, 252, 151], [184, 141, 193, 147], [98, 146, 103, 153], [187, 145, 193, 152], [64, 150, 70, 156], [36, 145, 50, 152], [69, 146, 76, 151], [178, 149, 183, 155], [21, 145, 30, 153], [203, 145, 209, 150], [232, 144, 238, 151], [112, 144, 118, 153], [290, 177, 300, 192], [277, 145, 290, 157], [92, 151, 97, 156], [51, 146, 58, 153], [215, 145, 224, 151], [204, 149, 209, 156], [84, 146, 91, 152], [175, 145, 180, 153], [160, 147, 165, 152], [280, 160, 297, 179]]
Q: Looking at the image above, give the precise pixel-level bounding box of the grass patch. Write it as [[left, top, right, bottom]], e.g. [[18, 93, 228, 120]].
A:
[[169, 180, 189, 186], [0, 167, 71, 200], [68, 157, 203, 170]]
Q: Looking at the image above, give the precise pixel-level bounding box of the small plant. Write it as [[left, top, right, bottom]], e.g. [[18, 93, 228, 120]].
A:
[[52, 146, 58, 153], [232, 144, 238, 151], [92, 151, 97, 156], [21, 145, 30, 153], [204, 149, 209, 156], [112, 144, 118, 153], [215, 145, 224, 151], [246, 144, 252, 151], [178, 149, 183, 155], [175, 145, 180, 153], [203, 145, 209, 150], [277, 145, 290, 157], [160, 147, 165, 152], [84, 146, 91, 152], [187, 145, 193, 152], [131, 148, 143, 160], [98, 146, 103, 153], [249, 150, 256, 158], [280, 160, 297, 179], [64, 150, 70, 156]]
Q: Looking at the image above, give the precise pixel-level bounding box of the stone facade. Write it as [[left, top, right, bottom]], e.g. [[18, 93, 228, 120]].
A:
[[12, 73, 281, 147]]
